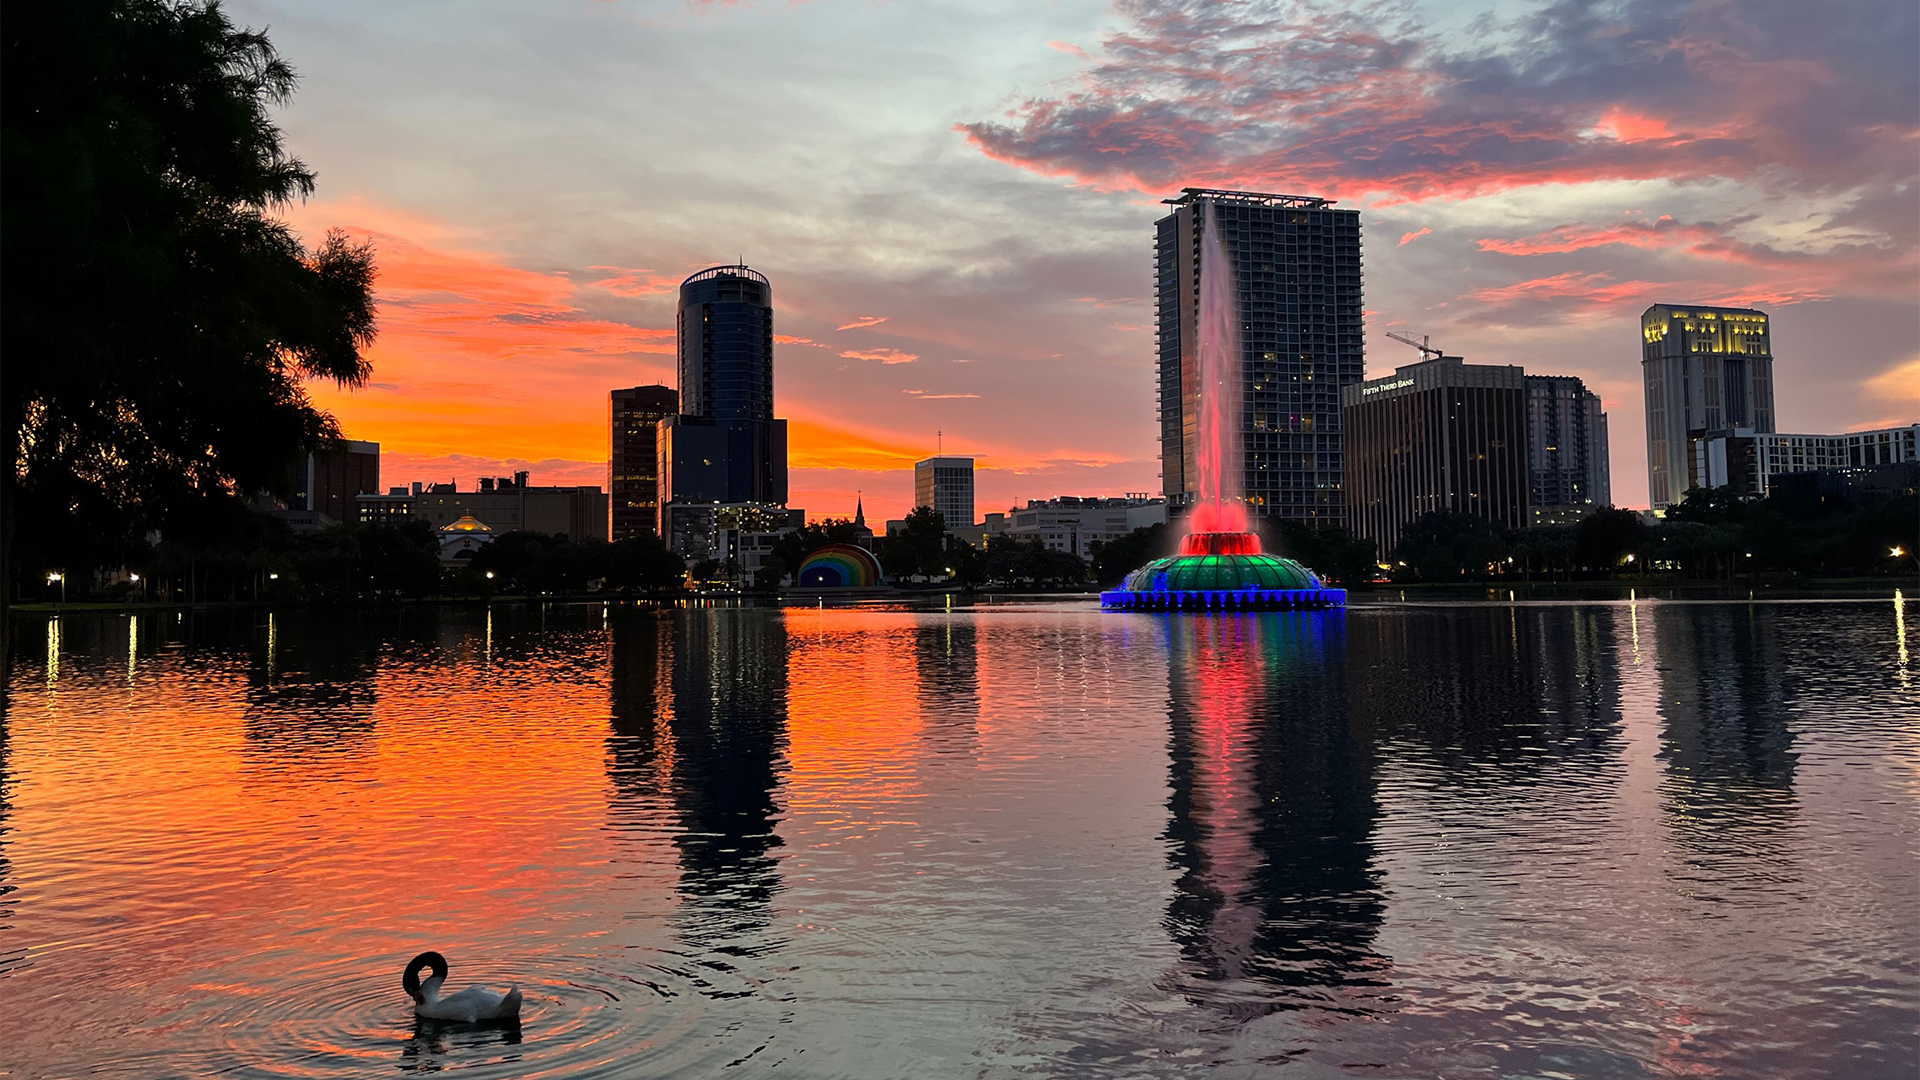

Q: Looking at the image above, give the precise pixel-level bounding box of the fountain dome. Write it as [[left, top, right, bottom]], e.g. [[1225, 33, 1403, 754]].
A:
[[1101, 532, 1345, 612]]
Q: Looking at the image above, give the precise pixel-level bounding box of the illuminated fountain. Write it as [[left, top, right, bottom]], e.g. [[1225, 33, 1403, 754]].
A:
[[1102, 203, 1345, 613]]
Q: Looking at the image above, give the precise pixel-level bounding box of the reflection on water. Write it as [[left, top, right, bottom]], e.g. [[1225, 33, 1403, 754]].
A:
[[1163, 612, 1389, 1025], [2, 599, 1916, 1078]]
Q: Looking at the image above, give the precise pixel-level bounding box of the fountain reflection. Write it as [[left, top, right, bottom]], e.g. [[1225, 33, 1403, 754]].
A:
[[1161, 610, 1390, 1024]]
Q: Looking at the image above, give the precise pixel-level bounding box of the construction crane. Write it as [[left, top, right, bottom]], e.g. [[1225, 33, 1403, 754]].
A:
[[1384, 330, 1444, 361]]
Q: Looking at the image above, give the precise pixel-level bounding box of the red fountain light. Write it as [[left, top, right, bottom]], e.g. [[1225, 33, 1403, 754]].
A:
[[1179, 531, 1263, 556]]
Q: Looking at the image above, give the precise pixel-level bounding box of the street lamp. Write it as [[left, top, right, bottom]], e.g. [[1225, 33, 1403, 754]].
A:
[[47, 571, 65, 605]]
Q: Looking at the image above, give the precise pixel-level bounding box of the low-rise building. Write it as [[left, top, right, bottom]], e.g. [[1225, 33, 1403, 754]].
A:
[[995, 495, 1167, 559], [357, 488, 414, 525], [1694, 423, 1919, 499], [665, 501, 804, 570], [403, 473, 609, 540]]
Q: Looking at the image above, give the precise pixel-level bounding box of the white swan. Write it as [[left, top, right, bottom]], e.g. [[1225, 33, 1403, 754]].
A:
[[403, 951, 523, 1023]]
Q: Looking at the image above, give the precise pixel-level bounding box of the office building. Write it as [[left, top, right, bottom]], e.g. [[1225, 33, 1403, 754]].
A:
[[658, 264, 790, 552], [1641, 304, 1775, 508], [1693, 423, 1919, 499], [1342, 355, 1530, 559], [1525, 375, 1610, 526], [292, 439, 379, 524], [609, 385, 677, 540], [1155, 188, 1364, 525], [914, 456, 975, 529]]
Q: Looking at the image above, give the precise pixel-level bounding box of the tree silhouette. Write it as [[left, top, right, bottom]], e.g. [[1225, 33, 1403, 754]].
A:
[[2, 0, 378, 609]]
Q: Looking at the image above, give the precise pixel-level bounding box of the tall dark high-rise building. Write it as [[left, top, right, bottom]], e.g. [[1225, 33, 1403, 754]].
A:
[[1341, 355, 1530, 559], [1524, 374, 1610, 525], [659, 264, 789, 551], [1641, 303, 1774, 509], [609, 384, 677, 539], [1155, 188, 1364, 525]]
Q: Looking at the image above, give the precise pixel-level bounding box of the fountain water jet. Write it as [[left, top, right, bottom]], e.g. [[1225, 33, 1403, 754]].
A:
[[1102, 202, 1345, 613]]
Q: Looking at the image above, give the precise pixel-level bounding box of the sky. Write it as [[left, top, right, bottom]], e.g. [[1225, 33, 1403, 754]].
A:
[[248, 0, 1920, 519]]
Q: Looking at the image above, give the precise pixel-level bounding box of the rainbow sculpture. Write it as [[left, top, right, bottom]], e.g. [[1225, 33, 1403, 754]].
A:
[[796, 544, 886, 588]]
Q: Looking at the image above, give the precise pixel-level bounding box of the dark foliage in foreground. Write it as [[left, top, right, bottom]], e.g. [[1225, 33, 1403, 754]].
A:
[[3, 0, 376, 597]]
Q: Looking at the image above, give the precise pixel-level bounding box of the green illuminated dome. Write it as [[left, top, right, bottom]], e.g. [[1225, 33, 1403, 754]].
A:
[[1121, 552, 1325, 594]]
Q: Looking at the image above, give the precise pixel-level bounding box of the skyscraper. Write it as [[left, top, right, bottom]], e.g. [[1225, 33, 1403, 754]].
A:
[[1341, 355, 1530, 559], [1155, 188, 1364, 525], [914, 456, 974, 529], [658, 264, 790, 552], [1641, 304, 1774, 509], [1524, 375, 1610, 525], [609, 384, 677, 539]]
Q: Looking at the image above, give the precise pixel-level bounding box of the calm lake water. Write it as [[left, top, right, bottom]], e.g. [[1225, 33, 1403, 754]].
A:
[[2, 597, 1915, 1078]]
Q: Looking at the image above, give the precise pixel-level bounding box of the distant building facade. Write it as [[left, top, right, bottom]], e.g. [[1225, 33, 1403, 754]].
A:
[[292, 439, 379, 524], [991, 495, 1167, 559], [914, 456, 975, 529], [1770, 460, 1919, 505], [1524, 375, 1610, 526], [658, 264, 790, 553], [665, 502, 804, 571], [391, 473, 608, 540], [1155, 188, 1364, 525], [609, 384, 677, 540], [1342, 355, 1530, 559], [1693, 423, 1919, 499], [1641, 304, 1775, 508]]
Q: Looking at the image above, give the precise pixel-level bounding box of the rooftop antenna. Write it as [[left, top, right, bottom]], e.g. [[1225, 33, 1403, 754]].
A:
[[937, 429, 943, 455]]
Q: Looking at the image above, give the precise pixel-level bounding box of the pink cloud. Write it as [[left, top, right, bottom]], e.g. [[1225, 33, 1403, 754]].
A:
[[1397, 227, 1431, 247], [902, 389, 981, 399], [837, 314, 888, 330], [1047, 40, 1089, 58]]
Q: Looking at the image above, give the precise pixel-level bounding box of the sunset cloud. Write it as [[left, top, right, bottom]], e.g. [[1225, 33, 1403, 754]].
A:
[[254, 0, 1914, 516], [960, 0, 1917, 207], [587, 265, 683, 297], [902, 389, 981, 399], [840, 347, 919, 364]]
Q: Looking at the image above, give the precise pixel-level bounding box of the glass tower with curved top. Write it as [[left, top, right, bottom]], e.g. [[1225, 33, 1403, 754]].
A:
[[658, 264, 790, 554], [679, 265, 775, 422]]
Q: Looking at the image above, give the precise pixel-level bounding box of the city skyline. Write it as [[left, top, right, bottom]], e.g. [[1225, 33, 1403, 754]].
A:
[[255, 0, 1917, 520]]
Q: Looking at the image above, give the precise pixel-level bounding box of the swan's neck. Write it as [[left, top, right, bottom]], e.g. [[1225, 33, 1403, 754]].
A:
[[418, 975, 445, 1004]]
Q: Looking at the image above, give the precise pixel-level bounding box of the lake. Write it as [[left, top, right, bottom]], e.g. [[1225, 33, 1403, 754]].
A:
[[2, 597, 1915, 1078]]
